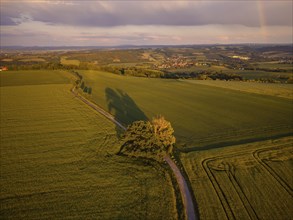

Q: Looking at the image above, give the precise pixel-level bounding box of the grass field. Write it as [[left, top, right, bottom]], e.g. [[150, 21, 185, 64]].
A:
[[1, 69, 292, 219], [0, 76, 177, 219], [19, 58, 46, 62], [60, 56, 80, 66], [180, 136, 293, 220], [236, 70, 291, 81], [254, 61, 293, 71], [0, 70, 71, 87], [167, 64, 292, 81], [188, 80, 293, 99], [79, 70, 292, 149]]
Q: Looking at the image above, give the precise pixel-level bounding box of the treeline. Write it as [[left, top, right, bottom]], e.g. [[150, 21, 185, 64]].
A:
[[3, 62, 64, 70], [1, 60, 102, 71], [71, 70, 92, 95], [255, 68, 291, 73], [101, 65, 244, 81], [162, 71, 243, 81], [3, 60, 291, 83], [101, 66, 164, 78]]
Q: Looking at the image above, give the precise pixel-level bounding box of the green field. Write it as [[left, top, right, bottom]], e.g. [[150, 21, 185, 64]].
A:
[[1, 69, 292, 219], [236, 70, 291, 81], [188, 80, 293, 99], [0, 73, 177, 219], [254, 61, 293, 70], [180, 137, 293, 219], [60, 57, 81, 66], [0, 70, 71, 86], [19, 58, 46, 62], [79, 70, 292, 149]]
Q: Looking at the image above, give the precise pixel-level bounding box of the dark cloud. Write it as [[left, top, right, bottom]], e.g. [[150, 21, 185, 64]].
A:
[[0, 15, 19, 26], [1, 1, 292, 27], [0, 3, 22, 25]]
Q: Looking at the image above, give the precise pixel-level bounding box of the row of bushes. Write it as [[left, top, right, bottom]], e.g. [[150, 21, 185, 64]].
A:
[[72, 71, 92, 95]]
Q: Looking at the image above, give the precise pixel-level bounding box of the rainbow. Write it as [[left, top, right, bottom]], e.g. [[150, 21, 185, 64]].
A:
[[257, 0, 267, 42]]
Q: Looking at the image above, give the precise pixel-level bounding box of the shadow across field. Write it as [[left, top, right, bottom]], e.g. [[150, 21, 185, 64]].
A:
[[105, 88, 148, 137]]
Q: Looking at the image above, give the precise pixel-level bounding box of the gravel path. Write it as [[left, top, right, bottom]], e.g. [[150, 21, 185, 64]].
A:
[[71, 87, 197, 220], [71, 87, 126, 130], [164, 156, 197, 220]]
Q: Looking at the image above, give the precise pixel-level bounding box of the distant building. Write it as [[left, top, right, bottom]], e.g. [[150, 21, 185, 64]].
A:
[[0, 66, 8, 71], [231, 55, 250, 60]]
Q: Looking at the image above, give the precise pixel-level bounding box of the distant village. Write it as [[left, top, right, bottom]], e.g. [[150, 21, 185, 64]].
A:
[[154, 56, 210, 69], [0, 66, 8, 71]]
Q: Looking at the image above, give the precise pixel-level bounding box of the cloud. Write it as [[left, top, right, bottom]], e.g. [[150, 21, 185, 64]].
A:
[[1, 1, 292, 46], [1, 1, 292, 27], [0, 15, 19, 25]]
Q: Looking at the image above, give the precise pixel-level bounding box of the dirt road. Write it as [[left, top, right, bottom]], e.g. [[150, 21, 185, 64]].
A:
[[72, 87, 197, 220], [164, 156, 197, 220], [71, 87, 126, 130]]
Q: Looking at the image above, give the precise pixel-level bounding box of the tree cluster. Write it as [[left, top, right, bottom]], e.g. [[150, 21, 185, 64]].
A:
[[3, 62, 64, 70], [101, 66, 164, 78], [119, 116, 175, 161], [71, 71, 92, 94], [162, 70, 243, 81]]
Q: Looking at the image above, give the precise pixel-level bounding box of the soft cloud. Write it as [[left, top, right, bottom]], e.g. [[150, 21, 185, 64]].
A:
[[0, 1, 292, 46], [1, 1, 292, 27]]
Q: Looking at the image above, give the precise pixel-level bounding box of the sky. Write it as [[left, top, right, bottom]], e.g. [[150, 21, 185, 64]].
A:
[[0, 0, 292, 46]]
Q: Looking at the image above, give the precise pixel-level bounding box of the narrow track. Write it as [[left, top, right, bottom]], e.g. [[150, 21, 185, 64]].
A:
[[71, 87, 197, 220], [71, 87, 126, 130], [164, 156, 197, 220]]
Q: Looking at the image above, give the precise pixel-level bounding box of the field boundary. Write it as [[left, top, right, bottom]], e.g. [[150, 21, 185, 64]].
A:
[[70, 85, 197, 220], [182, 130, 293, 153]]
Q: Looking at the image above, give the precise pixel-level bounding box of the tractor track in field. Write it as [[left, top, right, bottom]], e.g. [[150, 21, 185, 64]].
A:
[[201, 141, 293, 219], [71, 86, 197, 220], [252, 144, 293, 197]]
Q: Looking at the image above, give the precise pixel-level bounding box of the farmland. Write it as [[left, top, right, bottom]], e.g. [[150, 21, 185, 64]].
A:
[[60, 56, 80, 66], [75, 68, 293, 219], [1, 44, 292, 82], [0, 70, 71, 87], [0, 44, 292, 219], [180, 136, 293, 219], [188, 80, 293, 99], [79, 70, 292, 149], [0, 71, 177, 219]]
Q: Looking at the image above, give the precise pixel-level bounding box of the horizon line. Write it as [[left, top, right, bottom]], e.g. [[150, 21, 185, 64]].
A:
[[1, 43, 292, 48]]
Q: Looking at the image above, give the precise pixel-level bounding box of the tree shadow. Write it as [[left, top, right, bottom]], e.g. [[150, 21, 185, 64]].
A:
[[105, 88, 148, 138]]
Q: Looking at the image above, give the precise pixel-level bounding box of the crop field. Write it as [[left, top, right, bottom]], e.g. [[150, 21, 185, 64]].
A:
[[0, 70, 71, 87], [60, 56, 80, 66], [79, 70, 292, 149], [19, 58, 46, 62], [180, 136, 293, 220], [254, 61, 293, 70], [167, 65, 225, 74], [188, 80, 293, 99], [0, 76, 177, 219], [236, 70, 291, 81]]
